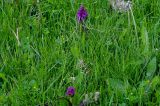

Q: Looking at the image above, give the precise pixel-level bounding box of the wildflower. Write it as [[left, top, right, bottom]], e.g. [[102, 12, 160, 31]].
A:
[[94, 92, 100, 103], [66, 86, 75, 97], [79, 94, 91, 106], [77, 5, 88, 23], [109, 0, 132, 12], [76, 59, 90, 74], [77, 59, 85, 69], [70, 77, 76, 83]]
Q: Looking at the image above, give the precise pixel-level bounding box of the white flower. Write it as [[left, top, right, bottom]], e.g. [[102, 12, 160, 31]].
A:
[[109, 0, 132, 12], [83, 94, 90, 105], [76, 59, 90, 74], [70, 77, 76, 82], [94, 92, 100, 102]]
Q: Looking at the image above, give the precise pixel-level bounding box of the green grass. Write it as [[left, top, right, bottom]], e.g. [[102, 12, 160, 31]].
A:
[[0, 0, 160, 105]]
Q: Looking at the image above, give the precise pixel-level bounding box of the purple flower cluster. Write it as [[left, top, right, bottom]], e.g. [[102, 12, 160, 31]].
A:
[[66, 86, 75, 97], [77, 5, 88, 23]]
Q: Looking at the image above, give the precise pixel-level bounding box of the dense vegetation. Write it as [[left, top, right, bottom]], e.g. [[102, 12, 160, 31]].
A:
[[0, 0, 160, 105]]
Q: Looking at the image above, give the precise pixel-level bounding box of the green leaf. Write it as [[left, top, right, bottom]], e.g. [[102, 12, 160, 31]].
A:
[[108, 78, 128, 95], [146, 57, 157, 79], [70, 0, 75, 11], [71, 45, 80, 58], [109, 78, 124, 91], [141, 24, 150, 57], [155, 88, 160, 103], [0, 73, 7, 89], [151, 76, 160, 90]]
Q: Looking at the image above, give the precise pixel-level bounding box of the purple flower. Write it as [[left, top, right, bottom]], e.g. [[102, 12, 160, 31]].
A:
[[77, 5, 88, 23], [66, 86, 75, 97]]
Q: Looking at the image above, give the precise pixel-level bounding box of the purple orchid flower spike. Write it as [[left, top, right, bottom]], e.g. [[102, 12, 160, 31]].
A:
[[77, 5, 88, 23], [66, 86, 75, 97]]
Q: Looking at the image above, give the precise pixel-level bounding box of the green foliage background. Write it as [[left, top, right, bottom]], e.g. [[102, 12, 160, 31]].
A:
[[0, 0, 160, 105]]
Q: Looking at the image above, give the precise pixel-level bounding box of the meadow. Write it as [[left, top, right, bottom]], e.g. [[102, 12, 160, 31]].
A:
[[0, 0, 160, 105]]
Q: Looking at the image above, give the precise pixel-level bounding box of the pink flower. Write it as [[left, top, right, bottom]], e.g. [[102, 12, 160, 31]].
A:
[[77, 5, 88, 23], [66, 86, 75, 97]]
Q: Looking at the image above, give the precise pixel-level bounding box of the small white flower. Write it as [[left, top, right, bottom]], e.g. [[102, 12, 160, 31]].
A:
[[76, 59, 90, 74], [81, 92, 100, 105], [109, 0, 132, 12], [83, 94, 90, 105], [94, 92, 100, 102], [77, 59, 85, 69], [70, 77, 76, 82]]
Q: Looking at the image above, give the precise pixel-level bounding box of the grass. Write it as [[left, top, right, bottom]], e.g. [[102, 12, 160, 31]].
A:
[[0, 0, 160, 105]]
